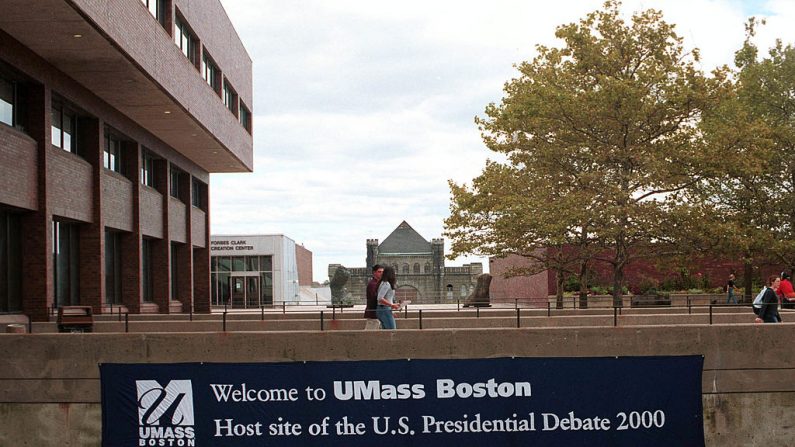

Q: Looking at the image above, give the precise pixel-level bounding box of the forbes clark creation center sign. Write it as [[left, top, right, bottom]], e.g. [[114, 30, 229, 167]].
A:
[[100, 356, 704, 447]]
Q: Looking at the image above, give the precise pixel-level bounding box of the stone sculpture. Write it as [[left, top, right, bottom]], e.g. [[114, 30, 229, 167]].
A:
[[463, 273, 492, 307], [329, 266, 351, 305]]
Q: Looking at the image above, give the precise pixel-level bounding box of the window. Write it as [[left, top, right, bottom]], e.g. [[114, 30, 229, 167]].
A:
[[140, 0, 164, 25], [402, 263, 410, 274], [170, 166, 182, 199], [141, 149, 155, 187], [0, 76, 14, 127], [53, 221, 80, 307], [201, 51, 219, 91], [103, 132, 122, 173], [223, 80, 237, 115], [105, 230, 121, 305], [174, 16, 197, 65], [0, 211, 22, 313], [142, 239, 153, 302], [51, 103, 76, 153], [191, 177, 203, 208], [239, 102, 251, 132], [413, 263, 420, 274]]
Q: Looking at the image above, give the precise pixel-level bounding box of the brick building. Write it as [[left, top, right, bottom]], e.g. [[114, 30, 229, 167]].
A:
[[0, 0, 253, 321], [334, 221, 482, 303]]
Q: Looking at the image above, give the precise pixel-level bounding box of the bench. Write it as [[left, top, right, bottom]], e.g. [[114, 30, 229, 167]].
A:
[[57, 306, 94, 333]]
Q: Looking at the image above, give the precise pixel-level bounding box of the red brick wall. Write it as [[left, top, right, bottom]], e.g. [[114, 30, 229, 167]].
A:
[[191, 208, 206, 248], [140, 187, 164, 238], [47, 148, 92, 223], [0, 2, 245, 319], [0, 125, 37, 211], [102, 172, 134, 232], [295, 244, 313, 286], [69, 0, 253, 168], [489, 254, 550, 306], [168, 198, 187, 243]]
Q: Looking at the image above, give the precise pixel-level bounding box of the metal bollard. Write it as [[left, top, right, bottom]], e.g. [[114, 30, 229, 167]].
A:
[[709, 305, 713, 325], [261, 306, 265, 321], [613, 307, 618, 327], [547, 301, 551, 317], [332, 306, 336, 320], [516, 308, 520, 328], [457, 299, 460, 311], [320, 311, 325, 331], [476, 307, 480, 318], [223, 312, 227, 332], [282, 302, 286, 314], [419, 309, 423, 330], [687, 296, 691, 314], [125, 313, 129, 333]]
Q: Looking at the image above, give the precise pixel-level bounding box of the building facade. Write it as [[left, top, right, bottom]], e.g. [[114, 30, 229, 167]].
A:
[[210, 235, 313, 308], [334, 221, 482, 303], [0, 0, 253, 321]]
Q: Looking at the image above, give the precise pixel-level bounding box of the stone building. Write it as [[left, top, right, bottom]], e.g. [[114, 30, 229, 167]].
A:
[[331, 221, 482, 303]]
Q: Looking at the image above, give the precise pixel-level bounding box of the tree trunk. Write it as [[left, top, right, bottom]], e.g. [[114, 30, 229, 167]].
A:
[[612, 242, 627, 308], [743, 258, 753, 304], [555, 268, 565, 309], [578, 260, 589, 309]]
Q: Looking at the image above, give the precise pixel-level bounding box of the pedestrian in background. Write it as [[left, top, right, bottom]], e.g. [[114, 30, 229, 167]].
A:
[[376, 266, 400, 330], [363, 264, 384, 330], [726, 273, 737, 304], [778, 271, 795, 309]]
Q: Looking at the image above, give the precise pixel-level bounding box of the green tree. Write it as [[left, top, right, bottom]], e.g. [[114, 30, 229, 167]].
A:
[[735, 21, 795, 274], [687, 19, 794, 300], [445, 1, 721, 304]]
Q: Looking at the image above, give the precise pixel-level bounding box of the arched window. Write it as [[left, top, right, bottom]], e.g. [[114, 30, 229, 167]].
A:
[[424, 263, 431, 273], [413, 263, 420, 273], [402, 263, 410, 274]]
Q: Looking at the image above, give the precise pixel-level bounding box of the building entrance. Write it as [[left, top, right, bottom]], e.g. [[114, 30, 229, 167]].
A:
[[230, 274, 260, 308]]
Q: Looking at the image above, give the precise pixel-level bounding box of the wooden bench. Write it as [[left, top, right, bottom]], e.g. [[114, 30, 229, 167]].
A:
[[57, 306, 93, 333]]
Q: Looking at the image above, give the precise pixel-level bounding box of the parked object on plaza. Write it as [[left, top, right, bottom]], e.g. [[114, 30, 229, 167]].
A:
[[57, 306, 93, 333], [464, 274, 493, 307], [329, 265, 351, 306]]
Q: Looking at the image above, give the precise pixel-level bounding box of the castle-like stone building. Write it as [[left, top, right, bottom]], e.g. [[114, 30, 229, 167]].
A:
[[330, 221, 482, 303]]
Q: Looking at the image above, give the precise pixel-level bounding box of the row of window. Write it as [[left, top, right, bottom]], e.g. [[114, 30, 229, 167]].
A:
[[382, 263, 434, 274], [165, 4, 251, 133], [0, 76, 16, 128], [46, 93, 207, 208]]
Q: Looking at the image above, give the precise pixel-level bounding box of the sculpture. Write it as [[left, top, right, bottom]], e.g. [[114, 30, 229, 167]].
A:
[[329, 265, 351, 306], [463, 273, 492, 307]]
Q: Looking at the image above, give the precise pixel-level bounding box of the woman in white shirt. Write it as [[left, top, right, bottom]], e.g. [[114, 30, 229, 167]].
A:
[[376, 266, 399, 329]]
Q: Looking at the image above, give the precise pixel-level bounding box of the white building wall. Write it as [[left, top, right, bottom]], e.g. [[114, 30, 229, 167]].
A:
[[210, 234, 300, 304]]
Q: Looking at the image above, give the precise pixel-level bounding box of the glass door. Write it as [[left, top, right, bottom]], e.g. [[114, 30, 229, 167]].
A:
[[246, 277, 259, 308], [231, 276, 245, 308]]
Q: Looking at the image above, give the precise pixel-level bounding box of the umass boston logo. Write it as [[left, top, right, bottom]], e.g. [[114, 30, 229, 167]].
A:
[[137, 380, 197, 446]]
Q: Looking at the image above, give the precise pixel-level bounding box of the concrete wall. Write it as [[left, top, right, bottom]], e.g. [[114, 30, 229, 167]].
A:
[[0, 325, 793, 446]]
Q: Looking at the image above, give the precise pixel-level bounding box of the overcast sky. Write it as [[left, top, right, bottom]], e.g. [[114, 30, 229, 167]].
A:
[[212, 0, 792, 282]]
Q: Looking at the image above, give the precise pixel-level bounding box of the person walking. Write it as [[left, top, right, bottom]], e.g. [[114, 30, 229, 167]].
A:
[[363, 264, 384, 330], [726, 273, 737, 304], [755, 275, 782, 323], [376, 266, 400, 330]]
